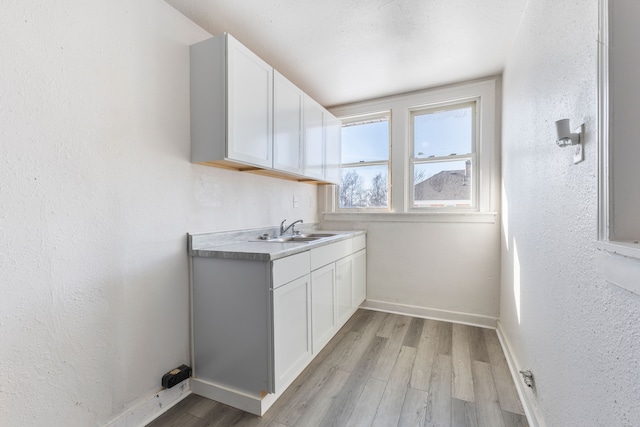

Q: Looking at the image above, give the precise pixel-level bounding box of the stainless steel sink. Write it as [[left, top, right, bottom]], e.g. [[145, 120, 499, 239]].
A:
[[251, 233, 338, 243]]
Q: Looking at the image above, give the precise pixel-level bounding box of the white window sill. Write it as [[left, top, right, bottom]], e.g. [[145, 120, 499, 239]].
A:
[[596, 240, 640, 296], [322, 211, 497, 224]]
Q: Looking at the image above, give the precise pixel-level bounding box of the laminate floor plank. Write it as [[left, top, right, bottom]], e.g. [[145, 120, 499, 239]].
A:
[[291, 368, 351, 427], [502, 410, 529, 427], [375, 312, 396, 338], [371, 315, 411, 380], [318, 335, 388, 426], [345, 378, 387, 427], [148, 310, 528, 427], [409, 319, 438, 392], [269, 331, 364, 421], [468, 326, 490, 363], [314, 330, 361, 372], [452, 398, 479, 427], [452, 323, 475, 402], [424, 354, 452, 427], [195, 402, 247, 427], [472, 360, 505, 427], [397, 387, 428, 427], [435, 321, 453, 356], [309, 319, 361, 369], [341, 311, 387, 372], [351, 309, 376, 334], [483, 329, 525, 415], [184, 394, 221, 418], [371, 345, 417, 427], [146, 408, 201, 427], [402, 317, 425, 348], [271, 364, 339, 426]]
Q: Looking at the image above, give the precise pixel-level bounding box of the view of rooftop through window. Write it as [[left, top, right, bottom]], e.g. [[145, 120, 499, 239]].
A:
[[412, 104, 475, 208]]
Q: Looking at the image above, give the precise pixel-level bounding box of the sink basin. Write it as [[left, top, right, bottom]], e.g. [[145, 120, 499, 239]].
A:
[[258, 236, 321, 243], [297, 233, 337, 238], [251, 233, 337, 243]]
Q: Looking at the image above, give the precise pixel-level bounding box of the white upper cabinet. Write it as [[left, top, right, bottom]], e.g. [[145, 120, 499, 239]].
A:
[[303, 95, 325, 180], [324, 112, 342, 185], [190, 33, 340, 183], [273, 71, 303, 175], [190, 33, 273, 169]]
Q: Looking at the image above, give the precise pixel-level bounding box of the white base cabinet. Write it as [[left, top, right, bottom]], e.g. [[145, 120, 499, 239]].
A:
[[311, 263, 337, 353], [190, 234, 366, 415], [273, 274, 312, 392]]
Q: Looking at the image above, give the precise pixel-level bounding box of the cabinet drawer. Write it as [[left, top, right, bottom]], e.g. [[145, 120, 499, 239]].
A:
[[352, 234, 366, 252], [272, 251, 310, 288], [311, 238, 352, 271]]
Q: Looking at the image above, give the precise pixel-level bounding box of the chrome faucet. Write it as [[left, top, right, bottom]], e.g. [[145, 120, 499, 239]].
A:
[[280, 219, 303, 236]]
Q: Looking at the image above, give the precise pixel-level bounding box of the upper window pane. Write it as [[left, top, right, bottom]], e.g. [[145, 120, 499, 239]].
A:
[[413, 105, 473, 158], [342, 119, 389, 164]]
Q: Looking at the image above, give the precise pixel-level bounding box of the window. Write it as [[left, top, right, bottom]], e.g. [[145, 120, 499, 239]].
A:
[[338, 112, 390, 209], [325, 78, 496, 221], [411, 102, 476, 209]]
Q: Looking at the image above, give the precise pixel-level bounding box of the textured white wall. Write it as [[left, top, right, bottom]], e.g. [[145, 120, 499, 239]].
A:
[[500, 1, 640, 425], [0, 2, 317, 426], [320, 219, 501, 321]]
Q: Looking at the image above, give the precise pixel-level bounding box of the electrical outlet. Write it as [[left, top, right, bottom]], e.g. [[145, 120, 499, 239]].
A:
[[293, 196, 299, 208]]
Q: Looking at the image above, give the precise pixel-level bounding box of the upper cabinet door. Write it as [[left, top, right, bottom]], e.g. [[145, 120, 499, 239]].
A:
[[273, 71, 303, 175], [303, 95, 325, 180], [226, 34, 273, 168], [324, 112, 342, 185]]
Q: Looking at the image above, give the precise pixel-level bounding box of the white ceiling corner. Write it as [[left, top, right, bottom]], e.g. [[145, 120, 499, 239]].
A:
[[165, 0, 527, 107]]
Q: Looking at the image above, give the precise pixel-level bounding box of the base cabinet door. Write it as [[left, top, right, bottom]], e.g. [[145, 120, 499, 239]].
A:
[[336, 256, 353, 326], [272, 274, 312, 393], [311, 263, 336, 353], [352, 249, 367, 308]]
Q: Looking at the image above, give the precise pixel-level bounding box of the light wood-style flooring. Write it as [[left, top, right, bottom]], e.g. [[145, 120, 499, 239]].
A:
[[147, 309, 528, 427]]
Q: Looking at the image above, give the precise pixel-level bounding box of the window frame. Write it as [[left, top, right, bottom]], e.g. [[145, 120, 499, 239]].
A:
[[324, 78, 497, 223], [336, 111, 392, 212], [409, 100, 479, 211]]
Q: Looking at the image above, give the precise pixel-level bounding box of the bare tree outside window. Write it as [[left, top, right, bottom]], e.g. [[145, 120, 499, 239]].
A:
[[367, 173, 387, 207], [340, 170, 365, 208], [337, 113, 390, 210]]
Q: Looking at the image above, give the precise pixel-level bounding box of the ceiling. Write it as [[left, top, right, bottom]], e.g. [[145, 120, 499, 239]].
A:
[[166, 0, 528, 107]]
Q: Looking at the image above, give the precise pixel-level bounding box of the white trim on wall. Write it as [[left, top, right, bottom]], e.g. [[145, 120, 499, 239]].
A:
[[103, 381, 191, 427], [496, 323, 545, 427], [361, 299, 498, 329]]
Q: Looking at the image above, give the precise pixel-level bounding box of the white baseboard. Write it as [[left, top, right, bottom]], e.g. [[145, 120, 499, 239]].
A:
[[190, 378, 278, 416], [360, 299, 498, 329], [495, 322, 545, 427], [103, 380, 191, 427]]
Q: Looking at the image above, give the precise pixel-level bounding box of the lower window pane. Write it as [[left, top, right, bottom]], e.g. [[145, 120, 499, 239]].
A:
[[414, 160, 472, 207], [339, 165, 388, 208]]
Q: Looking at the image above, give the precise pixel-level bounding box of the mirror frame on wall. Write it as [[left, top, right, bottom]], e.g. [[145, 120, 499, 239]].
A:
[[597, 0, 640, 295], [597, 0, 609, 244]]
